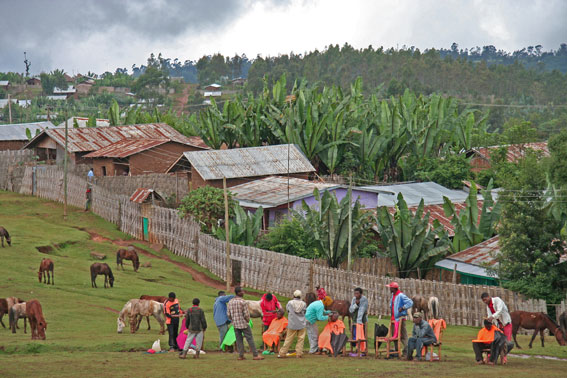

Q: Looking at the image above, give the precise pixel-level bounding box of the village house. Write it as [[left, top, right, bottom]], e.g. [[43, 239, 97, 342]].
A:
[[203, 83, 221, 91], [53, 85, 77, 99], [230, 176, 378, 228], [0, 80, 10, 90], [0, 121, 54, 150], [167, 144, 315, 190], [467, 142, 549, 172], [26, 77, 41, 86], [57, 117, 110, 128], [75, 82, 93, 95], [23, 123, 208, 169], [434, 236, 500, 286]]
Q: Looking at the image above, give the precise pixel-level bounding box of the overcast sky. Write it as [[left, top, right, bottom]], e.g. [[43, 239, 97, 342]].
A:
[[0, 0, 565, 75]]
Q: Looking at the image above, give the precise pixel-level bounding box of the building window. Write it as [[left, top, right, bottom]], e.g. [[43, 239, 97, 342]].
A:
[[102, 166, 107, 176]]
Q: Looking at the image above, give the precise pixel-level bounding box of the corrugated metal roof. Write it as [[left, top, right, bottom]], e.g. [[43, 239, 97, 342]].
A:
[[25, 123, 209, 153], [183, 144, 315, 180], [130, 188, 153, 203], [362, 182, 470, 207], [435, 236, 500, 278], [0, 81, 9, 86], [83, 139, 170, 158], [57, 117, 110, 128], [230, 176, 338, 208], [384, 200, 484, 236], [473, 142, 549, 163], [0, 122, 54, 141]]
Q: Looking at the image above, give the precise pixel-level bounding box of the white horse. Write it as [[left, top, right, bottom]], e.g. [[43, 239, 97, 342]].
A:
[[9, 302, 27, 333], [245, 300, 263, 318], [117, 299, 165, 335]]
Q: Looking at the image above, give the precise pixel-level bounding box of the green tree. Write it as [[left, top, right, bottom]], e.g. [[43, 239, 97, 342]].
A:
[[414, 154, 472, 189], [376, 193, 451, 278], [257, 218, 320, 258], [297, 188, 371, 268], [178, 186, 235, 233], [214, 205, 263, 246]]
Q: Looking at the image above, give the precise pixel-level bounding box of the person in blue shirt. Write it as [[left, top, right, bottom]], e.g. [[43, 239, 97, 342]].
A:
[[305, 292, 332, 354], [387, 281, 413, 356], [213, 290, 235, 350]]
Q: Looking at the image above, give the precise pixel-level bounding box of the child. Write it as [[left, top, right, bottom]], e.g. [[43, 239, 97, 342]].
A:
[[180, 298, 207, 359]]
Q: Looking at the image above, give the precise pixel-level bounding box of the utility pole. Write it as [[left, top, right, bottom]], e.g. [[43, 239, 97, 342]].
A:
[[223, 177, 231, 291], [63, 110, 69, 220], [46, 106, 51, 122], [347, 174, 353, 271], [7, 94, 12, 123]]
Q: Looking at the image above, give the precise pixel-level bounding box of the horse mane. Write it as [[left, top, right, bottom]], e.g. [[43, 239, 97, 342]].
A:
[[544, 313, 561, 329]]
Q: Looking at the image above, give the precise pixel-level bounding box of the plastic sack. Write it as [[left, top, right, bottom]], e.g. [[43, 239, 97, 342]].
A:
[[152, 339, 161, 353]]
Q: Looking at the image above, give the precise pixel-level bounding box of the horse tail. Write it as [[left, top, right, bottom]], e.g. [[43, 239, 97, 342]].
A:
[[116, 250, 121, 265], [9, 306, 15, 330], [429, 296, 439, 319]]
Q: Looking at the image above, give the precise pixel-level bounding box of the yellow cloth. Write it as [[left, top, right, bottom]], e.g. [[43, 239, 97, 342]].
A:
[[318, 319, 345, 353], [322, 296, 333, 308], [472, 326, 502, 343], [262, 317, 288, 347]]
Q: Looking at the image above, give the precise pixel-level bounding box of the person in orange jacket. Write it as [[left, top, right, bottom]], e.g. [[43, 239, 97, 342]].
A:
[[164, 292, 184, 352], [472, 318, 511, 365]]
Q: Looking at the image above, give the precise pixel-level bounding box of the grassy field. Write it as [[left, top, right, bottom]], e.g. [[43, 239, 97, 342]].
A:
[[0, 191, 565, 377]]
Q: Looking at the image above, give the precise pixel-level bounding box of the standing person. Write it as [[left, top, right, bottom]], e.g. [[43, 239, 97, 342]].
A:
[[87, 168, 94, 182], [278, 290, 307, 358], [85, 187, 92, 212], [406, 312, 437, 361], [316, 285, 327, 301], [305, 292, 332, 354], [260, 293, 281, 335], [179, 298, 207, 359], [349, 287, 368, 355], [213, 290, 235, 350], [481, 293, 512, 341], [386, 282, 413, 356], [227, 286, 264, 361], [164, 292, 183, 352]]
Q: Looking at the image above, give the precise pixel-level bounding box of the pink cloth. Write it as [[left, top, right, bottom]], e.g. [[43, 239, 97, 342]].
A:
[[392, 320, 400, 339], [502, 323, 512, 341], [176, 321, 197, 350]]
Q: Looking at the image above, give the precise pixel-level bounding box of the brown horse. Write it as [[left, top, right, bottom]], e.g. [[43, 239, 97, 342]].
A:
[[90, 263, 114, 288], [139, 295, 168, 330], [411, 296, 440, 320], [116, 248, 140, 272], [9, 302, 27, 333], [560, 311, 567, 337], [26, 299, 47, 340], [0, 226, 11, 247], [38, 258, 54, 285], [325, 299, 352, 332], [0, 297, 24, 329], [511, 311, 567, 349]]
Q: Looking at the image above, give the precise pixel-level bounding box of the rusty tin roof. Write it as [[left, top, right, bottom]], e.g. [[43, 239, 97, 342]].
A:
[[182, 144, 315, 180], [230, 176, 338, 208], [472, 142, 549, 163], [129, 188, 164, 203], [24, 123, 209, 153], [85, 139, 175, 158]]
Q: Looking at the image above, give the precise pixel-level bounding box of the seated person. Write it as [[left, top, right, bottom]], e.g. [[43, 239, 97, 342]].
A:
[[407, 311, 437, 361], [318, 312, 347, 356], [472, 318, 512, 365], [262, 308, 288, 355]]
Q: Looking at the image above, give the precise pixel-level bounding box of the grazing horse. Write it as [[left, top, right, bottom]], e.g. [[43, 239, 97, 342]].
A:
[[0, 226, 11, 247], [26, 299, 47, 340], [90, 263, 114, 288], [245, 300, 264, 318], [560, 311, 567, 338], [117, 299, 165, 335], [511, 311, 567, 349], [139, 295, 168, 330], [411, 296, 440, 320], [116, 248, 140, 272], [38, 258, 54, 285], [9, 302, 27, 334], [0, 297, 24, 329], [325, 299, 352, 331]]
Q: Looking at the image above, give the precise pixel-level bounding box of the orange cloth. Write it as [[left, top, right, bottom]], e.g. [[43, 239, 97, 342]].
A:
[[472, 326, 502, 343], [262, 317, 288, 347], [164, 298, 180, 325], [318, 319, 345, 353], [428, 318, 446, 341], [355, 323, 367, 352]]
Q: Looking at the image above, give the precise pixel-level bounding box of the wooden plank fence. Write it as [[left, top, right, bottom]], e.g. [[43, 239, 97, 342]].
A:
[[2, 162, 555, 328]]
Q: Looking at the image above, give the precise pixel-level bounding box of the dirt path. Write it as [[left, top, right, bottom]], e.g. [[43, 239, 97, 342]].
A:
[[84, 229, 260, 297]]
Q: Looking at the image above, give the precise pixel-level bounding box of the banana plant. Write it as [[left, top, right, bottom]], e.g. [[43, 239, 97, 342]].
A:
[[108, 99, 120, 126], [443, 179, 501, 253], [376, 193, 451, 278], [214, 205, 264, 246], [296, 187, 370, 268]]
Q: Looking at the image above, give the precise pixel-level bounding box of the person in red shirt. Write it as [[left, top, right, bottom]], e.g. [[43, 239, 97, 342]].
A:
[[316, 285, 327, 301], [260, 293, 281, 334]]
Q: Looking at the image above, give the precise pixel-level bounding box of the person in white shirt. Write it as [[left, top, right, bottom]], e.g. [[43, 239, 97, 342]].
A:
[[481, 292, 512, 341]]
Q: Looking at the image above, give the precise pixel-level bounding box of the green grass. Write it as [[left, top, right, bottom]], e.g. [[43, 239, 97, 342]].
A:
[[0, 191, 566, 377]]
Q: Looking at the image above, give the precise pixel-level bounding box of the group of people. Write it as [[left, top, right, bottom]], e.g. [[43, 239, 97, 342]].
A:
[[159, 283, 514, 364]]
